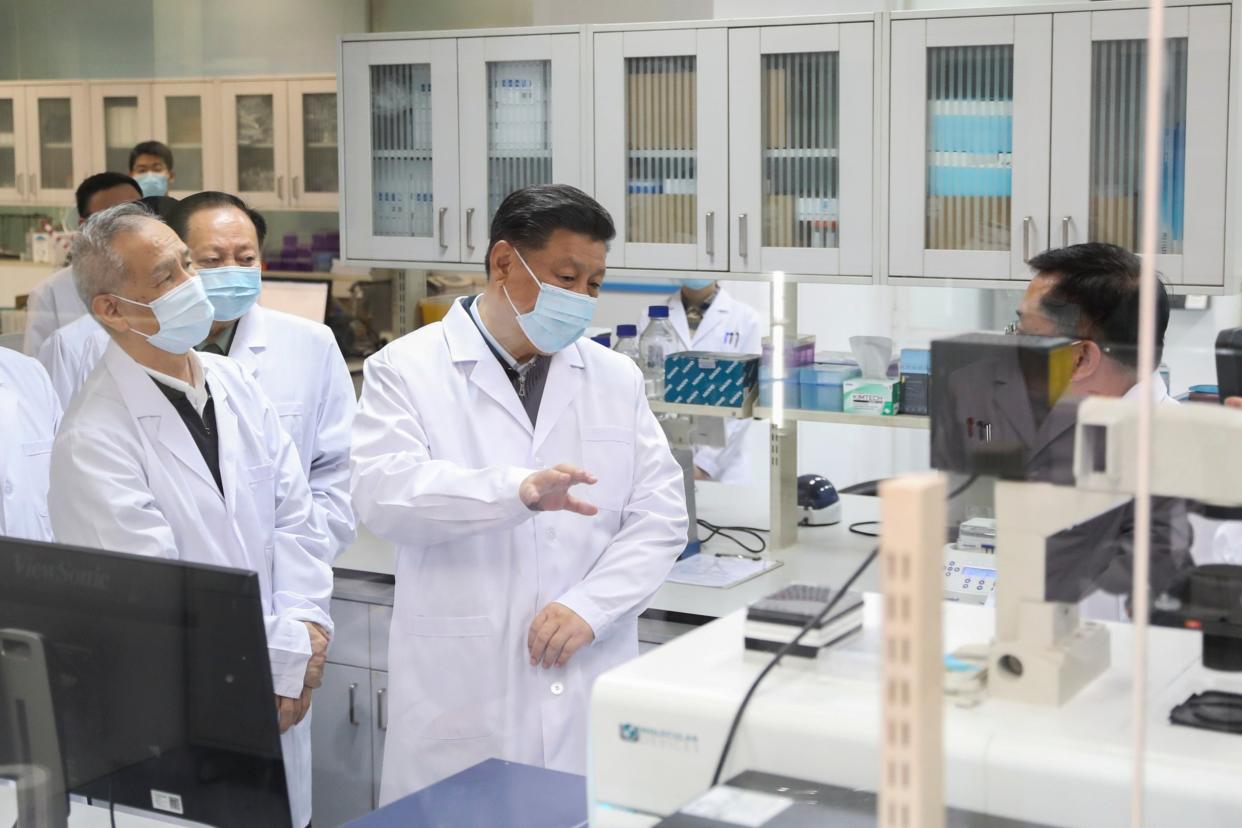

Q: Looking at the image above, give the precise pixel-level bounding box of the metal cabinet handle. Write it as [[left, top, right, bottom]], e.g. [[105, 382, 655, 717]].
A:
[[347, 682, 359, 726], [465, 207, 475, 249], [738, 213, 749, 259], [293, 175, 301, 202], [277, 175, 284, 200], [377, 688, 388, 731], [705, 211, 715, 257], [437, 207, 448, 249], [1022, 216, 1032, 263], [15, 173, 22, 196], [1061, 216, 1071, 248]]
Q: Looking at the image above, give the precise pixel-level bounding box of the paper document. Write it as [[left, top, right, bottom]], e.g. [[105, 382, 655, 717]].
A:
[[665, 554, 782, 588]]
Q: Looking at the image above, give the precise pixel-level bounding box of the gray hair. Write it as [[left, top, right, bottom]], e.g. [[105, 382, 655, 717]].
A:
[[71, 201, 158, 314]]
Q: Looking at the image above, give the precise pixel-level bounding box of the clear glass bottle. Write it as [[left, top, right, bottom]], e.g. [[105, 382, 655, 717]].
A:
[[614, 324, 641, 365], [638, 306, 678, 399]]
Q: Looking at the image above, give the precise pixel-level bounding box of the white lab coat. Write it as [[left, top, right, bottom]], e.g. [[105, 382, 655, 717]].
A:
[[36, 306, 356, 560], [351, 299, 687, 802], [47, 341, 334, 828], [23, 265, 87, 357], [639, 286, 764, 483], [0, 348, 61, 541]]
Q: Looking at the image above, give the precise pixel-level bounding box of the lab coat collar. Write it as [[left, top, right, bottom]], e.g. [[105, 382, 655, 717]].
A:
[[443, 298, 536, 437], [102, 340, 224, 496], [201, 354, 244, 520], [224, 306, 266, 379], [668, 286, 733, 351]]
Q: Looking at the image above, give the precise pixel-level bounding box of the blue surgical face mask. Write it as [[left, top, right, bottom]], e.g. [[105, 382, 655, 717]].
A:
[[503, 246, 597, 354], [112, 276, 215, 354], [135, 171, 169, 198], [682, 278, 715, 290], [199, 265, 262, 321]]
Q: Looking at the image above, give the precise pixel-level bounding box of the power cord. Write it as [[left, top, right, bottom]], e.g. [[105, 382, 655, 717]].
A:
[[797, 516, 840, 528], [839, 476, 979, 542], [697, 519, 767, 556], [708, 473, 980, 786]]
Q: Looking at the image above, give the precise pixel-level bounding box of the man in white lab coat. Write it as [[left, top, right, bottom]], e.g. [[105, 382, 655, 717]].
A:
[[640, 280, 763, 483], [22, 172, 142, 356], [351, 184, 688, 801], [37, 192, 357, 561], [46, 203, 334, 828], [0, 348, 61, 541]]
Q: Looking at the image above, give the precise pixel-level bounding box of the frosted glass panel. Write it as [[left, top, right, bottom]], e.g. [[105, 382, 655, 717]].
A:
[[302, 92, 338, 193], [103, 96, 139, 172], [38, 98, 75, 191], [762, 51, 839, 249], [236, 94, 275, 192], [1090, 39, 1188, 255], [165, 96, 203, 191], [0, 99, 14, 189], [625, 56, 696, 245], [925, 45, 1014, 251], [370, 64, 433, 238], [487, 60, 552, 221]]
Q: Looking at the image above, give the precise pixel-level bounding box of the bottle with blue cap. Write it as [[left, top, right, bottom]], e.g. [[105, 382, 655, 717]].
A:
[[614, 324, 641, 366], [638, 305, 679, 399]]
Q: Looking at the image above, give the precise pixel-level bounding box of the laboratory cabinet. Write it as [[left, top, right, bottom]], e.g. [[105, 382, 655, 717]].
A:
[[889, 3, 1232, 289], [339, 28, 583, 264], [88, 82, 153, 176], [222, 76, 340, 211], [152, 81, 222, 198], [0, 82, 89, 207]]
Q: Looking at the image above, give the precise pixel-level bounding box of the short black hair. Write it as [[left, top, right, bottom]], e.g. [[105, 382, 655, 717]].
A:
[[128, 140, 174, 172], [168, 191, 268, 247], [485, 184, 615, 275], [75, 172, 141, 218], [140, 195, 180, 221], [1028, 242, 1171, 367]]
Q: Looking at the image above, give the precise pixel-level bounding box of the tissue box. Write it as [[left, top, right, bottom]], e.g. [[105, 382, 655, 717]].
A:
[[800, 364, 862, 412], [665, 352, 758, 407], [843, 378, 900, 416]]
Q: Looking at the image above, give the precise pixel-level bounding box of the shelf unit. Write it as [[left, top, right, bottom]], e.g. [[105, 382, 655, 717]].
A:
[[648, 397, 755, 419], [754, 406, 930, 429]]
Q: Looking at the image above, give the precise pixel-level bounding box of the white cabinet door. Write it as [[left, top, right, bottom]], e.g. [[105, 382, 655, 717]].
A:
[[88, 82, 152, 174], [1050, 6, 1229, 287], [594, 28, 729, 271], [729, 23, 874, 277], [0, 86, 29, 203], [288, 78, 340, 211], [341, 39, 460, 263], [221, 80, 290, 210], [889, 16, 1052, 280], [310, 663, 374, 828], [24, 84, 90, 206], [457, 33, 581, 264], [153, 81, 221, 197], [371, 669, 389, 808]]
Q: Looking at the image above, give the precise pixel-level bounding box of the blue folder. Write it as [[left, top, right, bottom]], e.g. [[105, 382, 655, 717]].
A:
[[344, 758, 588, 828]]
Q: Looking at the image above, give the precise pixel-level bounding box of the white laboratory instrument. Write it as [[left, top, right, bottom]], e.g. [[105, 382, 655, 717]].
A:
[[943, 517, 997, 605]]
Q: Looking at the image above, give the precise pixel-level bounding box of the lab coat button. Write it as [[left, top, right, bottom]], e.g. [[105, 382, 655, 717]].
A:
[[550, 681, 564, 696]]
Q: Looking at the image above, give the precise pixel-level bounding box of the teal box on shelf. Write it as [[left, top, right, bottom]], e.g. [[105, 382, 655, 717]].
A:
[[800, 364, 862, 412], [665, 352, 759, 407]]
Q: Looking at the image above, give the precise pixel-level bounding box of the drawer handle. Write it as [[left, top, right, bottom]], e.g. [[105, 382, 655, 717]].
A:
[[377, 687, 388, 731], [348, 682, 359, 726], [1022, 216, 1032, 264], [705, 211, 715, 257], [738, 213, 749, 259], [466, 207, 476, 249], [1061, 216, 1071, 248]]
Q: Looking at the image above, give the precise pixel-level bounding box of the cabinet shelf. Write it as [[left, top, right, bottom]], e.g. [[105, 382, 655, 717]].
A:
[[648, 396, 756, 420], [488, 149, 552, 159], [372, 149, 432, 160], [627, 148, 695, 159], [762, 148, 839, 159], [754, 406, 930, 429], [307, 142, 339, 149]]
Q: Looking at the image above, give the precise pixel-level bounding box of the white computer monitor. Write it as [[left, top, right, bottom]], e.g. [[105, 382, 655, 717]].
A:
[[258, 278, 331, 324]]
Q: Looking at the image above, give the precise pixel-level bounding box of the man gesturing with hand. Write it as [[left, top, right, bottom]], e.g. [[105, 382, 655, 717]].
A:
[[350, 186, 687, 802]]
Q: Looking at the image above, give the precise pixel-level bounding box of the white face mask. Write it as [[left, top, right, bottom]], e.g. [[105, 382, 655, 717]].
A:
[[502, 246, 597, 354]]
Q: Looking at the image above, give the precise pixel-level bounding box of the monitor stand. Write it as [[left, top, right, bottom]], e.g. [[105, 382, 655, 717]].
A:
[[0, 629, 69, 828]]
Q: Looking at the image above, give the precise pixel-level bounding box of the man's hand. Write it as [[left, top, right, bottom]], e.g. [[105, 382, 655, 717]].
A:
[[275, 686, 312, 733], [303, 622, 330, 689], [527, 602, 595, 669], [520, 464, 598, 515], [693, 465, 710, 481], [1226, 397, 1242, 410]]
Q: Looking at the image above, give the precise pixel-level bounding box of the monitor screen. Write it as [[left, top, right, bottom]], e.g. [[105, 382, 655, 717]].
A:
[[0, 538, 292, 828], [259, 278, 331, 324]]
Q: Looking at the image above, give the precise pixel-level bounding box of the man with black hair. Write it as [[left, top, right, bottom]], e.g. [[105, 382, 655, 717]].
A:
[[1010, 243, 1190, 616], [351, 184, 687, 800], [21, 172, 142, 356], [129, 140, 175, 198]]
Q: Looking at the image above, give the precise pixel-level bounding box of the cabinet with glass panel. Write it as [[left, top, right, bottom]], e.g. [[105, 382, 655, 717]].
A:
[[0, 82, 89, 207]]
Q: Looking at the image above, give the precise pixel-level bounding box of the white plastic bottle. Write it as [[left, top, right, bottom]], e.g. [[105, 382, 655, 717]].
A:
[[638, 306, 679, 399]]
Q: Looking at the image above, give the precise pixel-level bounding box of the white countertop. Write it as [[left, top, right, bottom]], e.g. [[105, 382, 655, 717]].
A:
[[335, 481, 881, 621]]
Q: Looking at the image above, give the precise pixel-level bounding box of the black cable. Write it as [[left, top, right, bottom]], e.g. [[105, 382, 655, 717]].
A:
[[798, 516, 840, 528], [697, 519, 767, 556], [109, 773, 117, 828], [848, 520, 880, 538], [711, 545, 879, 786], [708, 473, 980, 786]]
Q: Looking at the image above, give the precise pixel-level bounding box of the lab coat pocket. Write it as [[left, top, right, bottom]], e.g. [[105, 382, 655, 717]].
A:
[[246, 462, 277, 535], [21, 439, 54, 457], [21, 440, 54, 521], [275, 401, 305, 440], [581, 426, 634, 513], [407, 614, 500, 741]]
